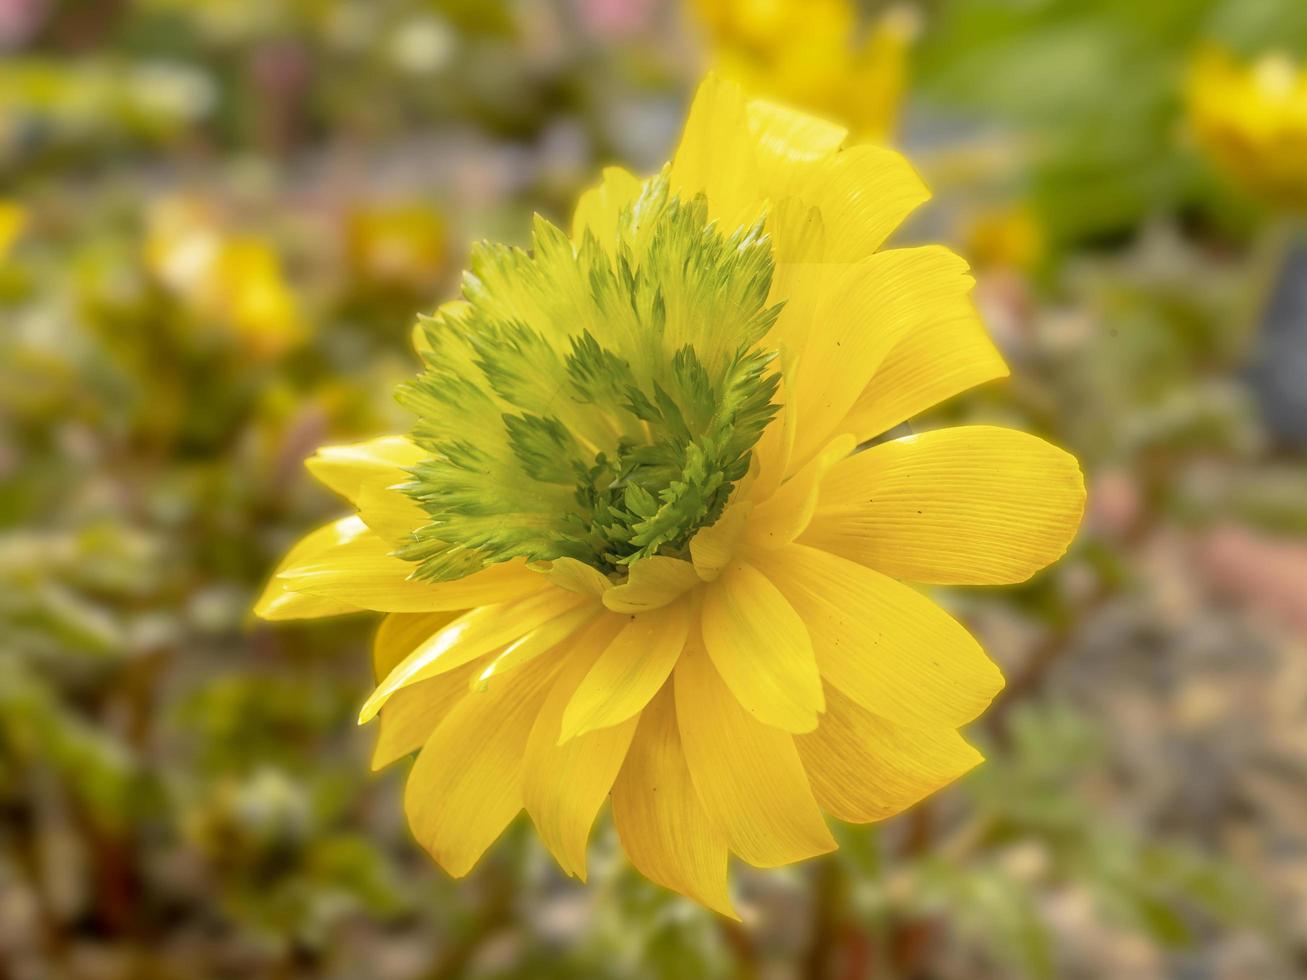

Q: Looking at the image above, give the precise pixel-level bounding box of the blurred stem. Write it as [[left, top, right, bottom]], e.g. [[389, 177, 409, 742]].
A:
[[882, 807, 939, 979], [67, 800, 141, 939], [718, 917, 759, 978], [417, 864, 515, 980], [4, 777, 69, 970], [984, 579, 1113, 737], [803, 859, 848, 979]]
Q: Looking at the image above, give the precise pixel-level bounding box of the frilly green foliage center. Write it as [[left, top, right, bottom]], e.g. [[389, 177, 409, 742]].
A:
[[396, 172, 782, 581]]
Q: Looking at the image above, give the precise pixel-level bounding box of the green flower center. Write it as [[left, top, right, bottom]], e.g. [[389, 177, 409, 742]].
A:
[[397, 173, 781, 581]]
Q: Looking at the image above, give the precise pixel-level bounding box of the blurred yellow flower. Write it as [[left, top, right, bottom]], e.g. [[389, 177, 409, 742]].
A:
[[213, 238, 305, 359], [963, 204, 1044, 273], [0, 200, 27, 262], [1187, 47, 1307, 207], [346, 203, 446, 291], [256, 75, 1084, 914], [690, 0, 917, 142], [145, 196, 305, 358]]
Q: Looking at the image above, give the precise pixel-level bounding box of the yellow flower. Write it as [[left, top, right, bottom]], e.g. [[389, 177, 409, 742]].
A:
[[690, 0, 916, 142], [210, 238, 305, 359], [1187, 46, 1307, 207], [255, 75, 1084, 915], [345, 203, 447, 291], [145, 196, 305, 359], [0, 200, 27, 262], [963, 204, 1044, 273]]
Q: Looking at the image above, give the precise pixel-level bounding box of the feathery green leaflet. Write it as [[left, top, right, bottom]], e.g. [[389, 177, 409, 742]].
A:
[[396, 172, 782, 581]]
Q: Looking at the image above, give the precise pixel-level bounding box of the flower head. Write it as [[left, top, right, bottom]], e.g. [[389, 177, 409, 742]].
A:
[[1187, 46, 1307, 207], [690, 0, 917, 142], [256, 75, 1084, 915], [346, 202, 446, 292], [146, 196, 305, 359]]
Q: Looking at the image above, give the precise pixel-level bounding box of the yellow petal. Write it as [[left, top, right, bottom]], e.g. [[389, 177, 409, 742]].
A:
[[745, 434, 854, 549], [674, 643, 835, 867], [762, 206, 831, 366], [748, 347, 801, 502], [404, 654, 560, 877], [611, 685, 736, 918], [796, 686, 982, 823], [559, 597, 691, 742], [305, 435, 425, 504], [699, 561, 823, 733], [523, 616, 638, 878], [253, 517, 365, 621], [602, 555, 700, 614], [359, 587, 586, 722], [744, 97, 846, 196], [531, 557, 613, 597], [841, 293, 1008, 442], [688, 499, 752, 581], [805, 426, 1086, 585], [571, 166, 643, 253], [670, 73, 760, 230], [280, 531, 548, 614], [373, 661, 482, 770], [752, 545, 1004, 729], [354, 480, 426, 544], [782, 144, 929, 262], [472, 602, 602, 691], [370, 613, 473, 769], [787, 247, 977, 468], [372, 611, 460, 681]]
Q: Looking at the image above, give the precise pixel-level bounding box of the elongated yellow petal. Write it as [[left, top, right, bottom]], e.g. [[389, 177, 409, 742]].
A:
[[280, 532, 548, 614], [674, 643, 834, 867], [841, 298, 1008, 441], [745, 435, 854, 548], [602, 555, 700, 614], [806, 426, 1086, 585], [670, 74, 760, 230], [253, 517, 366, 621], [372, 612, 460, 680], [781, 144, 930, 263], [373, 661, 482, 770], [305, 435, 425, 504], [354, 480, 426, 544], [611, 685, 736, 918], [532, 557, 613, 597], [472, 602, 602, 691], [753, 545, 1003, 729], [559, 597, 691, 742], [405, 655, 560, 877], [796, 686, 982, 823], [787, 247, 976, 468], [748, 347, 801, 501], [699, 561, 823, 733], [571, 166, 643, 253], [745, 98, 846, 194], [360, 588, 586, 722], [523, 616, 638, 878], [371, 612, 472, 768], [688, 500, 751, 581]]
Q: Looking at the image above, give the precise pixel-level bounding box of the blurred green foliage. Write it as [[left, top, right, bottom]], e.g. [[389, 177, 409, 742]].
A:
[[915, 0, 1307, 250]]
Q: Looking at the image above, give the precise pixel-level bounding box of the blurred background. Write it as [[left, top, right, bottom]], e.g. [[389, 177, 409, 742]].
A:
[[4, 1, 1307, 977]]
